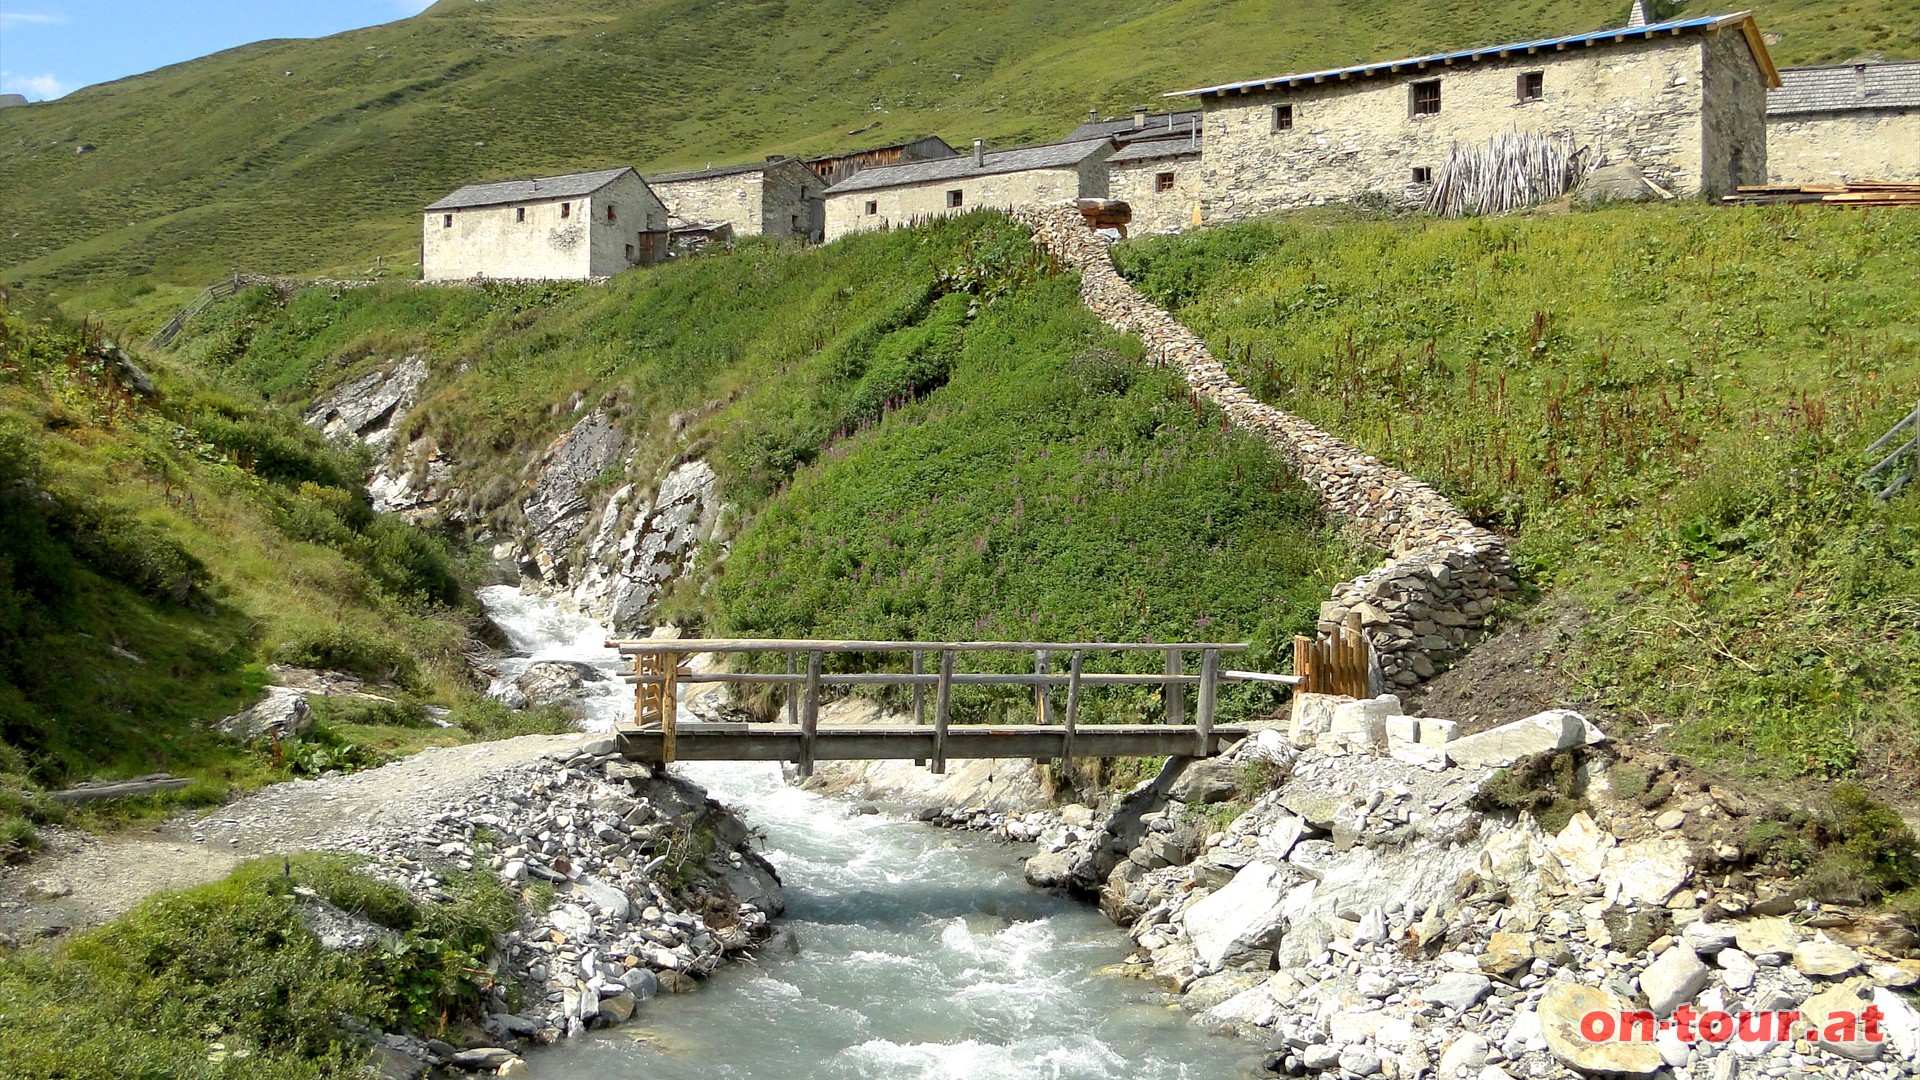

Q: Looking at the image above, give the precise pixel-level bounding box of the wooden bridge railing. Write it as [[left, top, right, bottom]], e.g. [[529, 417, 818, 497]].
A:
[[605, 638, 1299, 776]]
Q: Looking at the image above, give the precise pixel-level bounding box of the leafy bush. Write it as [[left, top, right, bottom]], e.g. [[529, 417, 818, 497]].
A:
[[273, 625, 417, 685]]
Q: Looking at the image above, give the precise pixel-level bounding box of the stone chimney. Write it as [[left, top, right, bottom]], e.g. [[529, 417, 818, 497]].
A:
[[1087, 108, 1099, 122], [1627, 0, 1648, 28], [1133, 105, 1148, 128], [973, 139, 985, 166]]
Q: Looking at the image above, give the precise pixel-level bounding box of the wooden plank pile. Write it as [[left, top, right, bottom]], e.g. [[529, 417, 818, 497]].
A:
[[1723, 181, 1920, 207]]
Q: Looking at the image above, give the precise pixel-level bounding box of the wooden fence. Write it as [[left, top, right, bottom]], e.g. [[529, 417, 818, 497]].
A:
[[1292, 626, 1375, 699]]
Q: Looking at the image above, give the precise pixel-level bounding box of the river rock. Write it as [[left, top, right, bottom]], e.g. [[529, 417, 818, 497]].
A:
[[1168, 757, 1242, 804], [1682, 919, 1739, 955], [1733, 917, 1799, 961], [448, 1047, 517, 1071], [1338, 1045, 1383, 1077], [1183, 861, 1300, 970], [1444, 710, 1590, 768], [1438, 1033, 1489, 1077], [1539, 981, 1661, 1077], [1793, 939, 1864, 978], [1601, 836, 1692, 904], [1793, 977, 1883, 1061], [1550, 811, 1613, 884], [1873, 985, 1920, 1058], [1642, 944, 1710, 1016], [1426, 972, 1491, 1013], [212, 687, 313, 743], [490, 660, 604, 710]]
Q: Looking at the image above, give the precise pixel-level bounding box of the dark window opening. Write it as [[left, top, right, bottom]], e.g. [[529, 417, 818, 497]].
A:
[[946, 189, 964, 208], [516, 207, 526, 222], [1155, 171, 1176, 193], [1272, 104, 1294, 132], [1518, 71, 1544, 102], [607, 204, 617, 222], [865, 200, 878, 215], [1412, 166, 1434, 184], [1411, 80, 1441, 117], [442, 214, 452, 228], [560, 202, 572, 218]]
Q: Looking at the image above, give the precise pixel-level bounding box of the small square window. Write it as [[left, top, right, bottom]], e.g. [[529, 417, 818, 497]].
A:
[[442, 214, 453, 228], [1518, 71, 1544, 102], [626, 243, 635, 260], [865, 200, 878, 215], [1411, 79, 1441, 117], [946, 189, 964, 208], [607, 204, 617, 222], [516, 207, 526, 223], [1412, 166, 1434, 184], [560, 202, 571, 218], [1272, 104, 1294, 132], [1155, 171, 1176, 193]]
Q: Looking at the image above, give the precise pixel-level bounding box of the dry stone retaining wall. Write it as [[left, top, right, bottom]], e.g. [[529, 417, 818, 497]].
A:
[[1017, 204, 1516, 687]]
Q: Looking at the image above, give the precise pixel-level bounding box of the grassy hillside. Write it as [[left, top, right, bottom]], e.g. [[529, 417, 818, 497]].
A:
[[167, 215, 1361, 720], [1114, 203, 1920, 794], [0, 292, 569, 856], [3, 0, 1916, 297]]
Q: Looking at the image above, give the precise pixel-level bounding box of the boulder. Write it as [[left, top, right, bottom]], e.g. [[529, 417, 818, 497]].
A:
[[1445, 710, 1588, 768], [1681, 919, 1739, 955], [1426, 972, 1492, 1013], [1183, 860, 1300, 971], [490, 660, 605, 710], [1538, 981, 1662, 1077], [1872, 985, 1920, 1059], [1733, 917, 1799, 961], [1793, 977, 1883, 1061], [448, 1047, 517, 1071], [1168, 757, 1243, 805], [1437, 1033, 1490, 1077], [1289, 693, 1349, 748], [1601, 837, 1693, 905], [1419, 717, 1459, 746], [1328, 695, 1400, 749], [1579, 162, 1659, 205], [1641, 945, 1710, 1017], [212, 687, 312, 743], [1551, 812, 1613, 884], [1793, 939, 1865, 979]]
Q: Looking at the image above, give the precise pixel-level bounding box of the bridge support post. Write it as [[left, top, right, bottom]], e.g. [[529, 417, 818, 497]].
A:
[[1164, 649, 1185, 726], [1062, 650, 1084, 776], [911, 650, 926, 767], [1035, 650, 1052, 726], [786, 650, 798, 725]]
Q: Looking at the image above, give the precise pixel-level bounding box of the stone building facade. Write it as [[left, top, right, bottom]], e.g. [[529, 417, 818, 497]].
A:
[[645, 157, 826, 242], [1765, 62, 1920, 183], [423, 168, 668, 281], [1174, 13, 1778, 221], [823, 139, 1114, 241], [1105, 137, 1202, 234]]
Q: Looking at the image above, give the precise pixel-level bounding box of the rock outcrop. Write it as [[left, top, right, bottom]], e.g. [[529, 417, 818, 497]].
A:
[[523, 410, 627, 583], [211, 686, 313, 743], [570, 459, 719, 633]]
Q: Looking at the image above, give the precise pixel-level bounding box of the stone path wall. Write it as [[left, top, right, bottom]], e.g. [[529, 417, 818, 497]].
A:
[[1017, 204, 1516, 687]]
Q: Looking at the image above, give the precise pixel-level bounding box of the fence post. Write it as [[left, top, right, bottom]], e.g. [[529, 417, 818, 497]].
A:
[[1294, 635, 1313, 695], [800, 651, 822, 778], [1196, 648, 1220, 757], [933, 649, 955, 775], [1164, 649, 1185, 725], [1062, 650, 1084, 775], [911, 649, 927, 767], [1035, 649, 1052, 725], [786, 650, 798, 725]]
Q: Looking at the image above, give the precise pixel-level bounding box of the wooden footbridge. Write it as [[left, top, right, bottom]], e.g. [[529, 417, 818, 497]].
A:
[[606, 639, 1314, 776]]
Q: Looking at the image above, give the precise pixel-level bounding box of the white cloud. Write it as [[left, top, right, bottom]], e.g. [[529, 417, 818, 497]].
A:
[[0, 71, 70, 100], [0, 12, 67, 26]]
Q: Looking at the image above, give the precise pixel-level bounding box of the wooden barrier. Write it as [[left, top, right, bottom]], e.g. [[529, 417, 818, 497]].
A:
[[1292, 627, 1374, 699]]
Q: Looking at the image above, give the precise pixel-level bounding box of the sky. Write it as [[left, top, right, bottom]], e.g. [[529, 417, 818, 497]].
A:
[[0, 0, 436, 101]]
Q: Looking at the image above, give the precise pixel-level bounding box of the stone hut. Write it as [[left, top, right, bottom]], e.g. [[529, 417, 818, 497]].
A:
[[1766, 62, 1920, 183], [645, 157, 826, 243], [823, 138, 1115, 241], [1105, 136, 1203, 234], [1170, 12, 1780, 220], [807, 135, 957, 187], [422, 167, 668, 281]]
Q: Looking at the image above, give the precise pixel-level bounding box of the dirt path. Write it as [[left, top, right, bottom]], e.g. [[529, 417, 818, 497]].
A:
[[0, 731, 595, 939]]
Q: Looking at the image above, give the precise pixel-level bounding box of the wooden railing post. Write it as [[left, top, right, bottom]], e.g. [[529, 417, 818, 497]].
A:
[[932, 649, 954, 775], [1062, 650, 1084, 775], [1164, 649, 1185, 725], [1035, 649, 1052, 725], [799, 651, 822, 777], [786, 650, 799, 725], [1294, 635, 1313, 695], [1196, 647, 1220, 757], [911, 649, 927, 767]]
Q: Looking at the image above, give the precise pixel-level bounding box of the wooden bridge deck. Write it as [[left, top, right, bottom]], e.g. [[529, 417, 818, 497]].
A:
[[615, 721, 1253, 764]]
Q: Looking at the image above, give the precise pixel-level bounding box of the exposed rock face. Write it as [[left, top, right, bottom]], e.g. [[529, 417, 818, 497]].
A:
[[523, 411, 626, 584], [305, 357, 429, 450], [571, 459, 719, 632], [487, 660, 607, 711], [211, 687, 313, 742]]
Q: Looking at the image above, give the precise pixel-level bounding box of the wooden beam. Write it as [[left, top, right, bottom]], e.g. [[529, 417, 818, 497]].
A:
[[1164, 649, 1185, 726], [799, 651, 821, 778], [1035, 649, 1052, 726], [609, 638, 1251, 654], [933, 649, 954, 774], [786, 650, 798, 725], [1196, 647, 1220, 757], [616, 723, 1256, 763], [911, 648, 927, 766], [1063, 650, 1084, 775]]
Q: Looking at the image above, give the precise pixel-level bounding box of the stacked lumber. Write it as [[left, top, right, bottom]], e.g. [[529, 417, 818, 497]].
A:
[[1723, 181, 1920, 206]]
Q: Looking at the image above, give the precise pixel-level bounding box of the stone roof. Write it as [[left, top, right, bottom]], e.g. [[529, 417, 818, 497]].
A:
[[425, 167, 635, 211], [1768, 61, 1920, 115], [647, 158, 811, 184], [1066, 109, 1201, 143], [825, 139, 1115, 194], [1108, 136, 1201, 164], [1169, 12, 1781, 97]]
